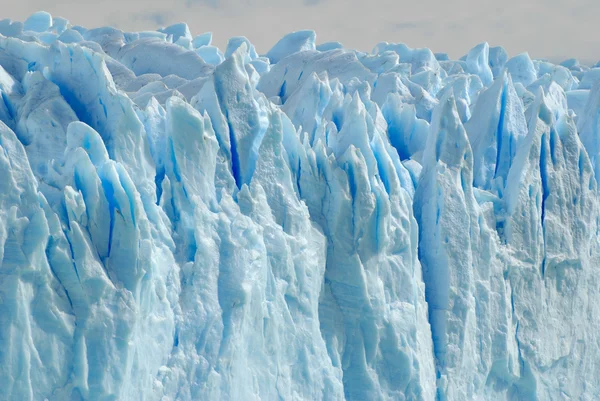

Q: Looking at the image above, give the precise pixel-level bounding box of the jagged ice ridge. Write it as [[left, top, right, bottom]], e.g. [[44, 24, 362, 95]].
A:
[[1, 10, 600, 401]]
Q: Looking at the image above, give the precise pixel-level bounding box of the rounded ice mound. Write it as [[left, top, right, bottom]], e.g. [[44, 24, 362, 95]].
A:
[[196, 45, 224, 65], [505, 52, 537, 86], [66, 121, 109, 166], [464, 42, 493, 86], [316, 41, 343, 51], [488, 46, 508, 78], [158, 22, 193, 43], [192, 32, 212, 48], [266, 30, 317, 64], [578, 68, 600, 90], [224, 36, 259, 60], [23, 11, 53, 33]]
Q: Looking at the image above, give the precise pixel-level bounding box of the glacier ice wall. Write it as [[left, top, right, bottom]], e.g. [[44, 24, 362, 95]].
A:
[[1, 11, 600, 401]]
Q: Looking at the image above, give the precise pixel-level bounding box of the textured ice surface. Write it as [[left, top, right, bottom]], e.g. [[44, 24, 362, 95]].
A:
[[1, 12, 600, 401]]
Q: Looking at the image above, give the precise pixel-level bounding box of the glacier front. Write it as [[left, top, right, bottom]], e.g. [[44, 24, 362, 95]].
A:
[[1, 11, 600, 401]]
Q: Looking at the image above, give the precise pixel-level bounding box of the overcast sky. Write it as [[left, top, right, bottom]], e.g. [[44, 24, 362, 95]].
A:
[[5, 0, 600, 64]]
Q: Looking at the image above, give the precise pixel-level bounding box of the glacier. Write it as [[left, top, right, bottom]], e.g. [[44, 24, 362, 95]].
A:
[[1, 11, 600, 401]]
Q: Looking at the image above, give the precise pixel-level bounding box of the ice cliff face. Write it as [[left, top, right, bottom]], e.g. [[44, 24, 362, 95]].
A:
[[1, 11, 600, 401]]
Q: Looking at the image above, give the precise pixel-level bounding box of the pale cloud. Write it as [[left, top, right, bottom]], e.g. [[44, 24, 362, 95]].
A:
[[5, 0, 600, 64]]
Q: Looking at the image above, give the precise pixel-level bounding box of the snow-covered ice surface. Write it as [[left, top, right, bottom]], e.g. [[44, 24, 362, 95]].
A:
[[1, 11, 600, 401]]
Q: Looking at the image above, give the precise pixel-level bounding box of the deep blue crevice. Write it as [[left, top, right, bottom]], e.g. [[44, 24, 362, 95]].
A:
[[155, 166, 165, 205], [116, 168, 137, 228], [539, 132, 550, 254], [98, 97, 108, 119], [549, 129, 558, 166], [539, 132, 553, 278], [100, 178, 117, 258], [331, 109, 343, 132], [227, 119, 242, 188], [213, 74, 244, 188], [493, 82, 507, 178], [296, 157, 302, 198], [278, 80, 287, 99], [345, 161, 357, 201], [51, 81, 88, 122], [1, 92, 15, 120], [173, 328, 180, 347], [168, 137, 182, 183]]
